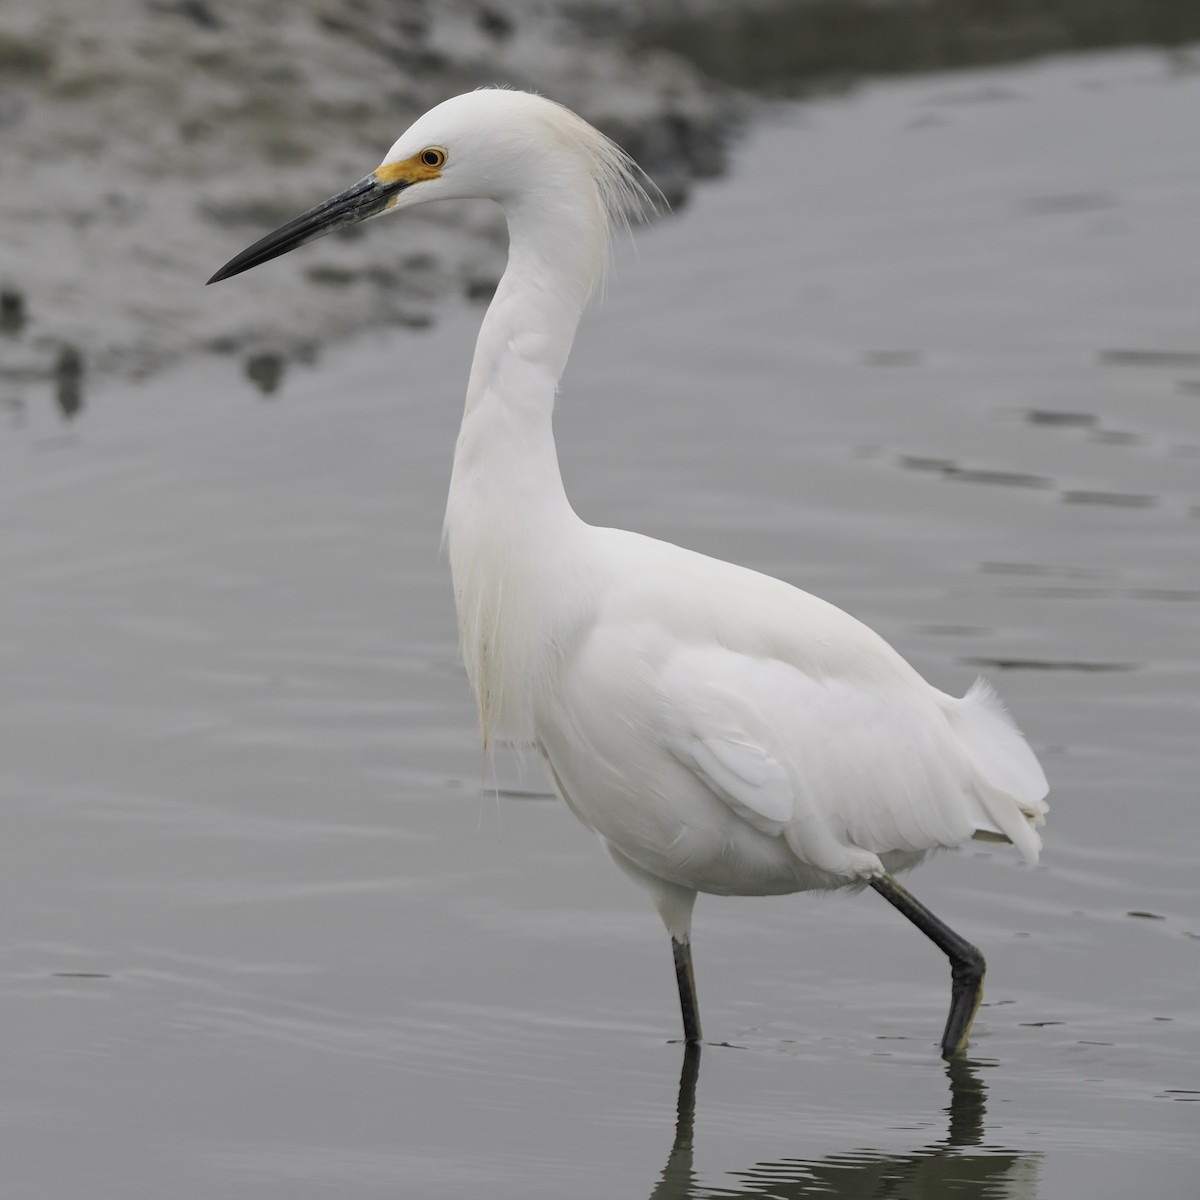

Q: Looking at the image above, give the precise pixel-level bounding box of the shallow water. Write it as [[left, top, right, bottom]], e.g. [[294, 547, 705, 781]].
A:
[[3, 49, 1199, 1198]]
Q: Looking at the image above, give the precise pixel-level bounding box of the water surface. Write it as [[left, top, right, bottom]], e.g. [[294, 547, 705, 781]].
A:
[[2, 49, 1198, 1199]]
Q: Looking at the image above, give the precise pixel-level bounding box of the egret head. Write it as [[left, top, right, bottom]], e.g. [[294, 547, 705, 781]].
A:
[[208, 89, 652, 286]]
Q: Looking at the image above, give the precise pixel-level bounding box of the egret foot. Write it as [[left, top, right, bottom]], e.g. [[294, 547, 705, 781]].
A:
[[944, 946, 986, 1057], [870, 873, 986, 1059], [671, 937, 703, 1045]]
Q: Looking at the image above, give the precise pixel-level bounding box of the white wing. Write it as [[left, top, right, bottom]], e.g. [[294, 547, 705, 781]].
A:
[[545, 529, 1048, 882], [657, 643, 1042, 875]]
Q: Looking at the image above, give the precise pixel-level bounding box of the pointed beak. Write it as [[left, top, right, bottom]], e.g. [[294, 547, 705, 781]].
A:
[[207, 173, 412, 284]]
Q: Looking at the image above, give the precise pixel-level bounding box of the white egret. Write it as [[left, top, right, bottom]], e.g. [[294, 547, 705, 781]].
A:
[[210, 89, 1048, 1058]]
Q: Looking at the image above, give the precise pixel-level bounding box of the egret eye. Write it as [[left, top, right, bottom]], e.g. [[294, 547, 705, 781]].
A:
[[421, 147, 447, 168]]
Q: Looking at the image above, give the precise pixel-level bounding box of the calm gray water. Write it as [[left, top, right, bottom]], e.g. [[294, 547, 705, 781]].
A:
[[3, 50, 1198, 1198]]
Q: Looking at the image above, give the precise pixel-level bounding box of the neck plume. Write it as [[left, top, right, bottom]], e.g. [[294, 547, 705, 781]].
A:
[[444, 180, 605, 749]]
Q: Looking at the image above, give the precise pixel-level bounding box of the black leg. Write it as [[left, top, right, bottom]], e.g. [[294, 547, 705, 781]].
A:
[[671, 937, 703, 1045], [870, 873, 986, 1059]]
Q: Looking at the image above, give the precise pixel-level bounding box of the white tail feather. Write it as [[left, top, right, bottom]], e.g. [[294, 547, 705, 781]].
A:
[[944, 678, 1049, 865]]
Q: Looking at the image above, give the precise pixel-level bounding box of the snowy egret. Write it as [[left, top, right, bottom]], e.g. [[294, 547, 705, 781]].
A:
[[210, 89, 1049, 1059]]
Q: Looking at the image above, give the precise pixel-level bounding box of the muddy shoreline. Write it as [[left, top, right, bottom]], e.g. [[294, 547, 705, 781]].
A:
[[4, 1, 1197, 419], [0, 0, 735, 407]]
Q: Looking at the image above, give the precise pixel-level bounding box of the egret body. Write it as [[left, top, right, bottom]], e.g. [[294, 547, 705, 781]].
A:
[[210, 89, 1049, 1058]]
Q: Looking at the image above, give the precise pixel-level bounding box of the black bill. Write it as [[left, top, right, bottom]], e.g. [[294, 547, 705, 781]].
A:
[[207, 174, 410, 284]]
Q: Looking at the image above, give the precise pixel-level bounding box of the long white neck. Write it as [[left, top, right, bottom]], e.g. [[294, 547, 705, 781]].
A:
[[445, 188, 604, 747]]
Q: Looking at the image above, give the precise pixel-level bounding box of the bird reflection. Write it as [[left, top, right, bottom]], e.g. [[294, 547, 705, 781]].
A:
[[650, 1044, 702, 1200], [649, 1049, 1037, 1200]]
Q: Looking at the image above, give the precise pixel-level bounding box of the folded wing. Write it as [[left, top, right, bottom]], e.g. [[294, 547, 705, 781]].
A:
[[659, 645, 1047, 875]]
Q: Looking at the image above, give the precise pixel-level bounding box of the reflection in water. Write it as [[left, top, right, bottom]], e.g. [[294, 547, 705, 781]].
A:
[[649, 1045, 701, 1200], [650, 1050, 1037, 1200]]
